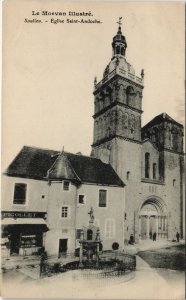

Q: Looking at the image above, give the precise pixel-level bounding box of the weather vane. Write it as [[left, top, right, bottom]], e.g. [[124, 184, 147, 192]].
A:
[[117, 17, 122, 27]]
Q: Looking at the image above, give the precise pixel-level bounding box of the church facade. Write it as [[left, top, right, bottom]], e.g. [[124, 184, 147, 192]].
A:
[[1, 21, 184, 259], [91, 22, 184, 243]]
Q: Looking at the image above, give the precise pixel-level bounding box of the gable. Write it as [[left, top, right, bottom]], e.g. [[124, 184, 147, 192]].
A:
[[142, 139, 159, 154]]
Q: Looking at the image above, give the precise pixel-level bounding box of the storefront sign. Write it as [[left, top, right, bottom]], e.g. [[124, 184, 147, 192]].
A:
[[1, 211, 46, 219]]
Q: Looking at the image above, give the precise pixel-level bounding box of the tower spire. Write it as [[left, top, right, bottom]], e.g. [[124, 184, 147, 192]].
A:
[[112, 17, 127, 57], [116, 17, 122, 34]]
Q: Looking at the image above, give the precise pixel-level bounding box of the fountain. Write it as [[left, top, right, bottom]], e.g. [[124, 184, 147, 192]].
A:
[[79, 207, 102, 268]]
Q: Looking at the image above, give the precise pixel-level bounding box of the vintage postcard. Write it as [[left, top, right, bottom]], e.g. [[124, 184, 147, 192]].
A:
[[1, 1, 185, 299]]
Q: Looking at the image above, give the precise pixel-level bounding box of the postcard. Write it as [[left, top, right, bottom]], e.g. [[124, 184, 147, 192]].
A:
[[1, 1, 185, 299]]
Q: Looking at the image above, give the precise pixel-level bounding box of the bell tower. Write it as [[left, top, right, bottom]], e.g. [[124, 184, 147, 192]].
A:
[[91, 19, 144, 173], [91, 19, 144, 240]]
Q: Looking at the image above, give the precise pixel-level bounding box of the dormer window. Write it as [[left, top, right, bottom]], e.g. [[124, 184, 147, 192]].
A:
[[63, 181, 70, 191]]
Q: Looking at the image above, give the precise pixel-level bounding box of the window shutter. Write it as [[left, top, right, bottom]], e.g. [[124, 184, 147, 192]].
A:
[[99, 190, 106, 207]]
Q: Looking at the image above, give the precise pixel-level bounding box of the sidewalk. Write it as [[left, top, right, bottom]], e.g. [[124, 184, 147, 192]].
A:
[[125, 239, 185, 254]]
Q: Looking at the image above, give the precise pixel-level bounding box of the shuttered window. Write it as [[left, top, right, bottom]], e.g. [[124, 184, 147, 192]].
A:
[[105, 219, 115, 239], [99, 190, 107, 207]]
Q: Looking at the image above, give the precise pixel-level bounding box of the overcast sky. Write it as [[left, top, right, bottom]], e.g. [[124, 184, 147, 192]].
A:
[[2, 1, 185, 170]]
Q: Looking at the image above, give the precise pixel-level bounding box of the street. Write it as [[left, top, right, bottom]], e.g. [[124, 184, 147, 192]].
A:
[[1, 242, 185, 299]]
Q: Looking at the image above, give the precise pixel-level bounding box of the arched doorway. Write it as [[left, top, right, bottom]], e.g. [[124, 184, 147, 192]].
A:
[[139, 197, 168, 241]]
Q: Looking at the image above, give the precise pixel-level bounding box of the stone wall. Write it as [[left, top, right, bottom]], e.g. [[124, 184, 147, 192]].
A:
[[76, 183, 125, 251]]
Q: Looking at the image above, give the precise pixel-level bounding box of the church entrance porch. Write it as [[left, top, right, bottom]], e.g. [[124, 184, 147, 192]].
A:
[[138, 198, 168, 241]]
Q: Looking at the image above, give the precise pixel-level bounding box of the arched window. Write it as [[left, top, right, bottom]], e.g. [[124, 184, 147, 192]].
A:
[[145, 152, 150, 178], [129, 114, 135, 135], [87, 229, 93, 240], [173, 179, 176, 187], [153, 163, 157, 179], [121, 47, 124, 56], [126, 86, 134, 106], [127, 171, 130, 180], [122, 112, 128, 129]]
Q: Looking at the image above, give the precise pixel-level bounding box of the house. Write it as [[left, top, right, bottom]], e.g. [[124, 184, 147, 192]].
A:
[[2, 146, 125, 258]]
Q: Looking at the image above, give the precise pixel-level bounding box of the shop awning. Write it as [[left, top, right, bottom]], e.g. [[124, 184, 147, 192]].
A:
[[1, 218, 47, 225], [1, 218, 49, 233]]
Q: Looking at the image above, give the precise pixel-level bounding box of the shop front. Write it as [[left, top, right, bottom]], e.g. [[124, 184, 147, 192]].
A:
[[1, 211, 49, 257]]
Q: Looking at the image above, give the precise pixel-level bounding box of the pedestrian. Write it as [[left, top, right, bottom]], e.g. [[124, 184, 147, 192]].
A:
[[176, 232, 180, 242], [129, 234, 134, 245], [153, 232, 156, 241]]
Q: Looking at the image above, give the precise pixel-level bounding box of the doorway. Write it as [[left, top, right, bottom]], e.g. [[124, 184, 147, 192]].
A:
[[139, 198, 168, 241], [10, 232, 20, 255], [58, 239, 68, 258]]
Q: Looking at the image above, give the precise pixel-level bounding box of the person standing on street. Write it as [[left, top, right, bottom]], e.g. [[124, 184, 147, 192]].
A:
[[176, 232, 180, 242], [153, 232, 156, 241]]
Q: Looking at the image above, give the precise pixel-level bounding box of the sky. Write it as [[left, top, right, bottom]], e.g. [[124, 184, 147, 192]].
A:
[[2, 1, 185, 170]]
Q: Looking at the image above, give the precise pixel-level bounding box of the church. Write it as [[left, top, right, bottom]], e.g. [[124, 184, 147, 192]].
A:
[[1, 20, 184, 258], [90, 20, 184, 244]]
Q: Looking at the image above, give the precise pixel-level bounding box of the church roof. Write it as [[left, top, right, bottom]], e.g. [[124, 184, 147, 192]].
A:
[[5, 146, 124, 187], [142, 113, 183, 130]]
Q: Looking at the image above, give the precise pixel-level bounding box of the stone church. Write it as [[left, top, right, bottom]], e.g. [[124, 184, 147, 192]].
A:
[[1, 21, 184, 259], [91, 22, 184, 243]]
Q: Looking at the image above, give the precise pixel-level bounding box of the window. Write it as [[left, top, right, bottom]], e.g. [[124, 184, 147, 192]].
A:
[[61, 206, 69, 218], [63, 181, 70, 191], [99, 190, 107, 207], [163, 217, 166, 231], [153, 163, 157, 179], [127, 171, 130, 180], [13, 183, 27, 205], [105, 219, 115, 239], [145, 152, 150, 178], [76, 229, 82, 239], [173, 179, 176, 187], [116, 45, 120, 55], [78, 195, 85, 204]]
